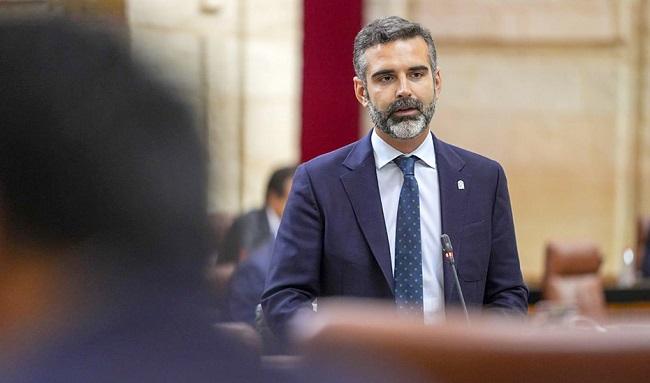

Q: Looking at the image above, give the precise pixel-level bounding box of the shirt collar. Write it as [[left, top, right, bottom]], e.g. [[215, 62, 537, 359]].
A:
[[265, 207, 281, 238], [371, 129, 437, 170]]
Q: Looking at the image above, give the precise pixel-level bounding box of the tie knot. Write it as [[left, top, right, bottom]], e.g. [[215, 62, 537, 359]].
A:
[[394, 155, 417, 176]]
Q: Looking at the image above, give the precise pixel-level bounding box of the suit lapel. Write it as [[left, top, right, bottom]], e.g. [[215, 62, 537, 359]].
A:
[[340, 134, 394, 293], [433, 135, 469, 304], [337, 133, 469, 299]]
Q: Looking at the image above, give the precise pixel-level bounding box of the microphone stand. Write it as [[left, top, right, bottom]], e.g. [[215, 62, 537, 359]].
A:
[[441, 234, 469, 324], [444, 250, 470, 324]]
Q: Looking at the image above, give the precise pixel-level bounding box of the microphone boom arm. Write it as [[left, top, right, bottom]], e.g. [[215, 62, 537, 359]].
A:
[[441, 234, 469, 323]]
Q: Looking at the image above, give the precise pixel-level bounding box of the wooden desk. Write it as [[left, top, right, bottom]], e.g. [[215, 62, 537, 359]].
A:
[[528, 284, 650, 316], [528, 285, 650, 305]]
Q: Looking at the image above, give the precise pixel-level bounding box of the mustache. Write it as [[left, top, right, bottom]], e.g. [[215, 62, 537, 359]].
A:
[[386, 97, 423, 117]]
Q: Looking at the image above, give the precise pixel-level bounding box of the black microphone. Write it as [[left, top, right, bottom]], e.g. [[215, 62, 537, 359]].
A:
[[441, 234, 469, 323]]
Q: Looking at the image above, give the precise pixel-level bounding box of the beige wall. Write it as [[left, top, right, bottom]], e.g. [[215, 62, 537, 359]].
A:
[[0, 0, 126, 18], [368, 0, 650, 281], [4, 0, 650, 282], [640, 3, 650, 214], [0, 0, 124, 18], [0, 0, 302, 213], [127, 0, 301, 214]]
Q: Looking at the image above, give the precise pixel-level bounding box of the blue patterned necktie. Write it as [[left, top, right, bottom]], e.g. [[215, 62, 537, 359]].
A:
[[393, 155, 423, 314]]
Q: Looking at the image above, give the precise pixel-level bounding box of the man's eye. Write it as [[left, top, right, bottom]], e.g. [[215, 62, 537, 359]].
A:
[[378, 75, 393, 83], [411, 72, 424, 79]]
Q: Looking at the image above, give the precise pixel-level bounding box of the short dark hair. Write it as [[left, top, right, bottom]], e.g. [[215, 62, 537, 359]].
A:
[[0, 18, 210, 267], [353, 16, 437, 82], [265, 166, 296, 202]]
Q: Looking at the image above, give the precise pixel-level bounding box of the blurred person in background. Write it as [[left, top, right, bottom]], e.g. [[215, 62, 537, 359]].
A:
[[0, 17, 265, 382], [219, 166, 296, 265], [228, 239, 275, 325], [225, 167, 295, 326], [263, 16, 528, 339]]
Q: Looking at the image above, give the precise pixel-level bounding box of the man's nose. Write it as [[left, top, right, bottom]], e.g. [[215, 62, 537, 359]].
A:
[[396, 76, 412, 98]]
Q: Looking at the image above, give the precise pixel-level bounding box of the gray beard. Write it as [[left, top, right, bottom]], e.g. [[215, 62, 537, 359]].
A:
[[367, 97, 436, 140]]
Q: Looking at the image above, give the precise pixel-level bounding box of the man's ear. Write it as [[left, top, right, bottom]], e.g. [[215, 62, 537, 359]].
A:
[[433, 67, 442, 100], [353, 76, 368, 107]]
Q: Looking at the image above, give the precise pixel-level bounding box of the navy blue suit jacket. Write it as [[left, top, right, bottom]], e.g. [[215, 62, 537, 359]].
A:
[[262, 132, 528, 335]]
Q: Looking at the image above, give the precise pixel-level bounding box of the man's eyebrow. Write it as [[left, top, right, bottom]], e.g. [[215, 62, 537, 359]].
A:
[[371, 65, 430, 79], [409, 65, 429, 72]]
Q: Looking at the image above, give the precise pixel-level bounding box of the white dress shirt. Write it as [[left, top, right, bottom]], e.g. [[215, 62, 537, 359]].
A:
[[371, 129, 444, 322], [266, 207, 281, 239]]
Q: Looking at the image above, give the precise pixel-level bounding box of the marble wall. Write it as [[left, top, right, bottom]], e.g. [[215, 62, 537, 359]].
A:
[[127, 0, 301, 213], [367, 0, 650, 280], [3, 0, 649, 280]]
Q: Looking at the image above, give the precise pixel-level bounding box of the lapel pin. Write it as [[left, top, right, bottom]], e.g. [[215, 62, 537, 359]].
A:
[[457, 180, 465, 190]]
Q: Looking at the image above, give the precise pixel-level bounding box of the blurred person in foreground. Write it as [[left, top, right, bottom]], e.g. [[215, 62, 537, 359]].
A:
[[0, 18, 264, 382], [219, 166, 296, 265], [263, 16, 528, 339]]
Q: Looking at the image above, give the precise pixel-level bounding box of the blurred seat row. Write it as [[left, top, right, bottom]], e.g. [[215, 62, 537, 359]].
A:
[[210, 212, 650, 381], [540, 216, 650, 320], [209, 212, 650, 321]]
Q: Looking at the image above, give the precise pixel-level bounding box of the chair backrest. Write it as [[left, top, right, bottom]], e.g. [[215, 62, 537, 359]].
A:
[[542, 241, 606, 319]]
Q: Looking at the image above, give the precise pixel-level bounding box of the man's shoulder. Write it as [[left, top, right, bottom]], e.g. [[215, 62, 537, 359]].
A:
[[437, 137, 503, 172], [228, 208, 269, 238], [300, 138, 365, 175], [236, 207, 266, 224], [306, 140, 359, 166]]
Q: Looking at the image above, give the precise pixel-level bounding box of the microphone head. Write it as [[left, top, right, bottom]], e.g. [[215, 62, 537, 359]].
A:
[[441, 234, 454, 263], [441, 234, 453, 253]]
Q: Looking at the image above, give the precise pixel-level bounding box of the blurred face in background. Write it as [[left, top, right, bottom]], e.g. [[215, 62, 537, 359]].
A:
[[268, 178, 292, 218]]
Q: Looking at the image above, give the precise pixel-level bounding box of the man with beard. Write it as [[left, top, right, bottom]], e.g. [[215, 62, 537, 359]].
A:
[[262, 16, 528, 339]]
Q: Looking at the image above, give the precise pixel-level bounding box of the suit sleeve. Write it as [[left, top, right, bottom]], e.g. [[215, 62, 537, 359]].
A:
[[228, 259, 265, 325], [484, 164, 529, 314], [261, 165, 322, 338]]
